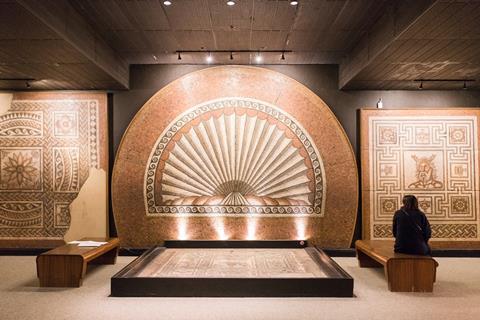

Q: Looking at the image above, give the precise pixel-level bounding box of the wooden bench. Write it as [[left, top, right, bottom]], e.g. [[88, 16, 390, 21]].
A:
[[355, 240, 438, 292], [37, 237, 119, 287]]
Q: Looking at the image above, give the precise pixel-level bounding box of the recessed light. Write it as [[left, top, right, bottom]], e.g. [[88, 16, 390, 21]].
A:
[[163, 1, 172, 5], [227, 1, 235, 6], [290, 1, 298, 5]]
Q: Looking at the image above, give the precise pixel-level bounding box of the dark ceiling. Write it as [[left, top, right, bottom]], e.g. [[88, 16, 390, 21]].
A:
[[0, 0, 479, 90]]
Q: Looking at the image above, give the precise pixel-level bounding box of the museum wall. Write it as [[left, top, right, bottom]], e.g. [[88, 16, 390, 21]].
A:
[[113, 64, 480, 155], [112, 64, 480, 247]]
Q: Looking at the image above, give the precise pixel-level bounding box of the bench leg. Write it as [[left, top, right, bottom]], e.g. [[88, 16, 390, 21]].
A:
[[90, 247, 119, 265], [386, 259, 436, 292], [37, 255, 86, 287], [356, 250, 383, 268]]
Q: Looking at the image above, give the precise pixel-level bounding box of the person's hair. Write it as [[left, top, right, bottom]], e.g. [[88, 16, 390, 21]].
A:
[[402, 195, 418, 210]]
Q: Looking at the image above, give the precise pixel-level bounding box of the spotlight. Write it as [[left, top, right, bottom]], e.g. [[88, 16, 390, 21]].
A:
[[419, 81, 423, 90], [206, 52, 213, 63], [376, 98, 383, 109], [227, 0, 235, 6], [255, 52, 263, 64], [25, 81, 31, 89], [290, 1, 299, 5], [163, 0, 172, 5], [230, 51, 234, 60], [463, 80, 467, 90], [281, 52, 285, 60], [177, 52, 182, 60]]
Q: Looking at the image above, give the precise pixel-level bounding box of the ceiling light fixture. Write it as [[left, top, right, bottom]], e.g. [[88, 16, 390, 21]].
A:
[[255, 52, 263, 64], [25, 81, 31, 89], [163, 1, 172, 5], [290, 1, 299, 5], [176, 50, 292, 64], [414, 79, 475, 90], [206, 52, 213, 63], [227, 1, 235, 6], [376, 98, 383, 109]]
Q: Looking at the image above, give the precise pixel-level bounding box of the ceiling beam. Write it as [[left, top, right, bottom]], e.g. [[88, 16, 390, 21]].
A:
[[338, 0, 439, 90], [16, 0, 129, 89]]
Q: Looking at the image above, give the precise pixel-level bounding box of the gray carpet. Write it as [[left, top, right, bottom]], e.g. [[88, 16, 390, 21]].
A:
[[0, 256, 479, 320]]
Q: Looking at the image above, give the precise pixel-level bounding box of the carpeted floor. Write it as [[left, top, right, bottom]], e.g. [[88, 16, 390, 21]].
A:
[[0, 256, 479, 320]]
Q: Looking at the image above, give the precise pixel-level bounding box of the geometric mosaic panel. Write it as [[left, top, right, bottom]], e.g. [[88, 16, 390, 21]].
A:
[[54, 202, 71, 228], [0, 95, 104, 242], [53, 147, 80, 192], [0, 201, 43, 229], [363, 111, 480, 243], [53, 111, 78, 137]]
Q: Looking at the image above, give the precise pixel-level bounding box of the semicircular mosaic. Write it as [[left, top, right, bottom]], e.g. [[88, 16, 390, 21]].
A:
[[112, 66, 358, 248]]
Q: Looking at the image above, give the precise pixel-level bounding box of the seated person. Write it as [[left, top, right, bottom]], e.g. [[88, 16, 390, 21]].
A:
[[392, 195, 432, 255]]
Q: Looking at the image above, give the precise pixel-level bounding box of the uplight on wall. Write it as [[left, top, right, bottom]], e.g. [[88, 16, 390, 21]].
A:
[[177, 217, 188, 240], [213, 217, 229, 240], [255, 52, 263, 64], [206, 52, 213, 63], [295, 218, 307, 240], [246, 217, 257, 240]]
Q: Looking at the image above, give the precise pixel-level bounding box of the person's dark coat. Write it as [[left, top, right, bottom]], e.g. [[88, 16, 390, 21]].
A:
[[392, 208, 431, 255]]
